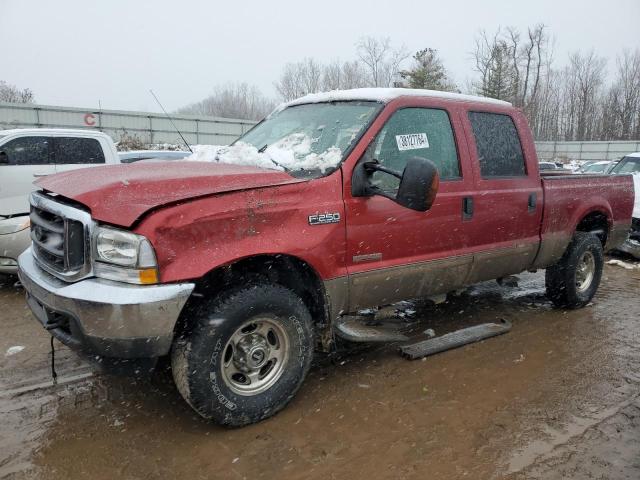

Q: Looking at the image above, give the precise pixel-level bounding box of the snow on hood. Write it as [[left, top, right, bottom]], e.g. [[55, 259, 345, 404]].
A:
[[186, 135, 342, 173], [272, 87, 511, 115]]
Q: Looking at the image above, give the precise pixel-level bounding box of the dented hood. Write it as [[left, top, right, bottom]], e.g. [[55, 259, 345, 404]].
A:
[[36, 162, 304, 227]]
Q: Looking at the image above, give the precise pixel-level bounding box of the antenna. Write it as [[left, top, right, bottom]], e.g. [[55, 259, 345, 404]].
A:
[[149, 89, 193, 153]]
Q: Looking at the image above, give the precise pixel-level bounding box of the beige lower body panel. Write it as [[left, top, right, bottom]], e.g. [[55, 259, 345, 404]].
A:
[[466, 243, 539, 284], [606, 223, 632, 252], [531, 232, 571, 269], [347, 254, 473, 311], [325, 244, 540, 314]]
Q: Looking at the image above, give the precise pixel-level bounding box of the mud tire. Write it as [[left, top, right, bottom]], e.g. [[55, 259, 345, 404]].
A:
[[545, 232, 604, 309], [171, 283, 314, 427]]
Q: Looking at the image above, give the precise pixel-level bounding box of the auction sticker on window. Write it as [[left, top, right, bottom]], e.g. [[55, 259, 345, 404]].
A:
[[395, 133, 429, 151]]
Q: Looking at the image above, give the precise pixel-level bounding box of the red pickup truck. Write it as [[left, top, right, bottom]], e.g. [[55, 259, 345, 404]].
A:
[[18, 88, 634, 426]]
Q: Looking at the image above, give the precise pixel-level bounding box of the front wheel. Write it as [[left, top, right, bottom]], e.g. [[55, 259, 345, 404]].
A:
[[545, 232, 604, 308], [171, 283, 314, 427]]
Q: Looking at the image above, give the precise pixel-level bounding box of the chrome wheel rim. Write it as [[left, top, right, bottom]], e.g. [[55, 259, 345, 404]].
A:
[[576, 251, 596, 293], [221, 317, 289, 396]]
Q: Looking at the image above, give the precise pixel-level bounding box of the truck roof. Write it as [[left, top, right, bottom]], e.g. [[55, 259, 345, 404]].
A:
[[280, 88, 512, 111], [0, 128, 112, 138]]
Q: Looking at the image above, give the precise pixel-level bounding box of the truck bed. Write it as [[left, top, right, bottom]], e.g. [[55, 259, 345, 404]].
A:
[[534, 174, 635, 268]]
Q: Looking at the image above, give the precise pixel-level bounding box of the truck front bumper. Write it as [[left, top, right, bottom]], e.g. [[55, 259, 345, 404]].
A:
[[18, 250, 194, 358]]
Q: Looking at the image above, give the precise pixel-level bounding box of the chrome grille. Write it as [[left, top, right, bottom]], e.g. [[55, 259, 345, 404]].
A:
[[29, 192, 94, 281]]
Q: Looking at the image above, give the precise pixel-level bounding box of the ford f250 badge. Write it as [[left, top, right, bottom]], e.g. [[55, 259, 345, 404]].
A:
[[308, 212, 341, 225]]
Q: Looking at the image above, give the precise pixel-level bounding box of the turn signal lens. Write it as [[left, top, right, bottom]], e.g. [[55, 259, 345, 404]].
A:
[[138, 268, 159, 284]]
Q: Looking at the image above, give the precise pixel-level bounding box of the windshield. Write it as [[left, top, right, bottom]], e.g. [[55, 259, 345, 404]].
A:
[[611, 157, 640, 175], [230, 101, 382, 178]]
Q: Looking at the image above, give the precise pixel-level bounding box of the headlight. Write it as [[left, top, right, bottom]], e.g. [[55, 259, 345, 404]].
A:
[[0, 216, 30, 235], [94, 226, 159, 284]]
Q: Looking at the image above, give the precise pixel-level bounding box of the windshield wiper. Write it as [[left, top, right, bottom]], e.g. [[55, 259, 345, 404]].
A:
[[258, 144, 290, 172]]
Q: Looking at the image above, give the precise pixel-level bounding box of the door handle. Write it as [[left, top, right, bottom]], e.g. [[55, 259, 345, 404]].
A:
[[33, 173, 49, 177], [528, 193, 537, 213], [462, 196, 474, 220]]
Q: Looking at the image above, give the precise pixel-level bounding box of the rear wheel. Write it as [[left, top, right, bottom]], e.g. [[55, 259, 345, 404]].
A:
[[545, 232, 604, 308], [171, 283, 314, 427]]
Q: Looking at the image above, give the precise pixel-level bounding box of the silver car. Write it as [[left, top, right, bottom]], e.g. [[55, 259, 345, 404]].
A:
[[0, 129, 120, 274]]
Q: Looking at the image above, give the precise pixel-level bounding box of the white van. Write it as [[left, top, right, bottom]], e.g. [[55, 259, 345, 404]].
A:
[[0, 129, 120, 274]]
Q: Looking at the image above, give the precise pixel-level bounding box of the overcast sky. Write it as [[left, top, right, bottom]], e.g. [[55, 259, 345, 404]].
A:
[[2, 0, 639, 113]]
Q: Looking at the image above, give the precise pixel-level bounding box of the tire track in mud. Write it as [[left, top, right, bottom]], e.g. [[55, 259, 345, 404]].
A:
[[0, 349, 98, 479], [501, 262, 640, 479]]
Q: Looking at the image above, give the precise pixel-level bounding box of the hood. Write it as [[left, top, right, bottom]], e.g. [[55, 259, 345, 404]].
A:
[[1, 193, 32, 217], [36, 162, 305, 227]]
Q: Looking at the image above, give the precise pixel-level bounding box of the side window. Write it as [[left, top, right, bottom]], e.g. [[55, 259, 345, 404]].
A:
[[468, 112, 526, 178], [55, 137, 106, 164], [369, 108, 460, 192], [0, 137, 51, 165]]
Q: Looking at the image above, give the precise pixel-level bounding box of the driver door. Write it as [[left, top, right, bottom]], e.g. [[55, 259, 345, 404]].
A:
[[343, 105, 476, 311]]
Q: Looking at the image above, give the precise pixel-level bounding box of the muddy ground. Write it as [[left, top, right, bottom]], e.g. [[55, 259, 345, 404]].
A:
[[1, 260, 639, 480]]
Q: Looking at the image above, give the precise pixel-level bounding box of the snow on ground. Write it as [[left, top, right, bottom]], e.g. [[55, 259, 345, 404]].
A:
[[5, 346, 25, 356], [185, 134, 342, 173], [607, 259, 640, 270]]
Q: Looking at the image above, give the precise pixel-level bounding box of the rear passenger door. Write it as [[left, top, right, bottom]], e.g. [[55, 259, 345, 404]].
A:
[[53, 137, 106, 173], [463, 110, 543, 282], [0, 136, 54, 215]]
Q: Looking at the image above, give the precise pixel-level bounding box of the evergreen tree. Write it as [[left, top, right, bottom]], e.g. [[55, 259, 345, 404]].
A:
[[480, 42, 516, 101], [400, 48, 458, 92]]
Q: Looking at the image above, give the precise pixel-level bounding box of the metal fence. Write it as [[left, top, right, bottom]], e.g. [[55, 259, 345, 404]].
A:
[[535, 141, 640, 162], [0, 102, 257, 146], [2, 102, 640, 161]]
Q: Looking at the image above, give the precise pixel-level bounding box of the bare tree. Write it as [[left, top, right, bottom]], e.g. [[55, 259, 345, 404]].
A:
[[608, 49, 640, 139], [0, 81, 35, 103], [563, 51, 607, 140], [472, 25, 551, 110], [274, 58, 325, 101], [356, 36, 409, 87], [321, 60, 368, 91], [275, 58, 369, 101], [177, 83, 275, 121]]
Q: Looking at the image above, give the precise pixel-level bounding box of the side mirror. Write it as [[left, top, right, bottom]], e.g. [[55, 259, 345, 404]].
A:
[[352, 155, 439, 212], [0, 151, 8, 165], [396, 157, 439, 211]]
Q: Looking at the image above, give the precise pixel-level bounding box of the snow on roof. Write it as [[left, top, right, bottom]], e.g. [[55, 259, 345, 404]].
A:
[[0, 128, 111, 137], [276, 88, 511, 113], [627, 152, 640, 158]]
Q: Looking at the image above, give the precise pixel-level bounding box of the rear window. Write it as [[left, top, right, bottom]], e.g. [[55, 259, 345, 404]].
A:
[[468, 112, 526, 178], [55, 137, 105, 164]]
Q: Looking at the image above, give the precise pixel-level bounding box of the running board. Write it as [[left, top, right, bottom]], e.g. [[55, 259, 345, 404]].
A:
[[399, 320, 512, 360], [335, 318, 409, 343]]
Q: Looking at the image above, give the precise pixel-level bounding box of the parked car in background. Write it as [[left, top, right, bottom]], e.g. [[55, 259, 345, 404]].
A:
[[0, 129, 120, 274], [604, 160, 621, 174], [119, 150, 191, 163], [609, 153, 640, 176], [538, 161, 573, 176], [539, 161, 559, 170], [577, 160, 612, 174], [610, 153, 640, 259], [18, 88, 634, 426]]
